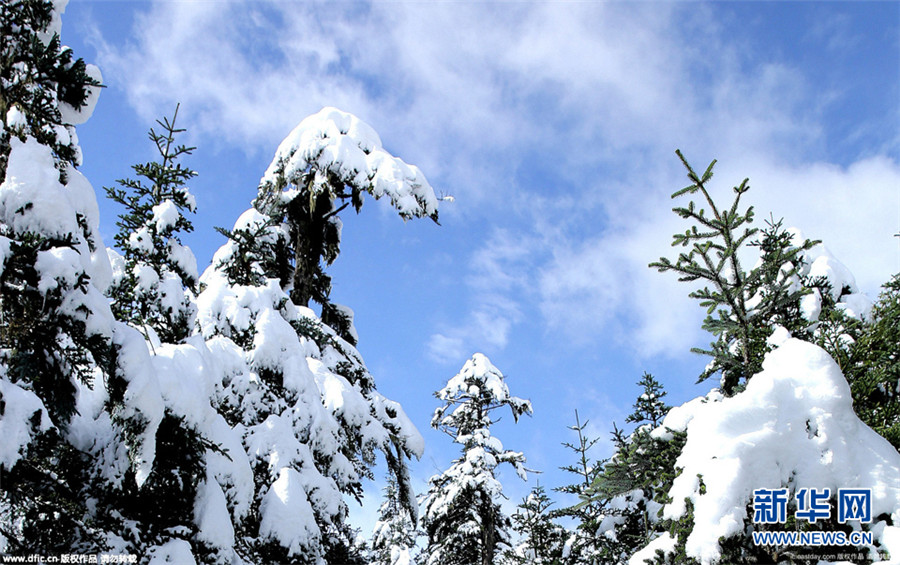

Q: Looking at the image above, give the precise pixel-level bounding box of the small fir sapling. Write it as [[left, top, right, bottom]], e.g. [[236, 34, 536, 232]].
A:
[[554, 410, 606, 565], [505, 484, 567, 565], [370, 471, 419, 565]]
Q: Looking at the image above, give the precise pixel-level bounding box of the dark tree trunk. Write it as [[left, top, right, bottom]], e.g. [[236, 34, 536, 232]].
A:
[[481, 495, 494, 565], [287, 189, 333, 308]]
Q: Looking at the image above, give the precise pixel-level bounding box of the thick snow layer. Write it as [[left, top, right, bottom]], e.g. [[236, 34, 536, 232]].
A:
[[151, 339, 218, 429], [110, 324, 166, 487], [145, 539, 197, 565], [194, 469, 236, 550], [261, 107, 439, 220], [259, 467, 323, 561], [0, 138, 85, 240], [151, 200, 181, 232], [660, 339, 900, 563], [0, 374, 54, 469]]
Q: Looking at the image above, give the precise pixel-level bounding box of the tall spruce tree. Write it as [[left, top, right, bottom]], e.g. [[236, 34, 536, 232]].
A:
[[0, 1, 182, 556], [422, 353, 532, 565], [99, 109, 232, 560], [0, 0, 106, 551], [195, 108, 434, 563]]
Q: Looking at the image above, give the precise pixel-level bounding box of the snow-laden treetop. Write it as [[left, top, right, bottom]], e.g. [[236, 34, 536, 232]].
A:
[[433, 353, 533, 433], [260, 107, 439, 221], [437, 354, 523, 406]]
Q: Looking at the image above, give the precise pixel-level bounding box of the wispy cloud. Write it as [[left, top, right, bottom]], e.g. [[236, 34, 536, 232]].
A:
[[93, 1, 900, 363]]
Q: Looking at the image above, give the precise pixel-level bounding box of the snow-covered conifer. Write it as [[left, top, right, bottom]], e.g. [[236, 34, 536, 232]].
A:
[[504, 484, 567, 565], [371, 472, 419, 565], [634, 154, 900, 564], [0, 1, 191, 556], [195, 108, 431, 564], [651, 153, 871, 396], [422, 353, 532, 565], [253, 106, 439, 344], [105, 104, 198, 345]]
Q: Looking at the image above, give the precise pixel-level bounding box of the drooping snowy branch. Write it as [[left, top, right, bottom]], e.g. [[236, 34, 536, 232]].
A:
[[258, 107, 439, 221]]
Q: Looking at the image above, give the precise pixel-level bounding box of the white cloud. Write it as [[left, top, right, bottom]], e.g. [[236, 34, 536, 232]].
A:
[[93, 1, 899, 362], [427, 229, 531, 364], [426, 333, 464, 365]]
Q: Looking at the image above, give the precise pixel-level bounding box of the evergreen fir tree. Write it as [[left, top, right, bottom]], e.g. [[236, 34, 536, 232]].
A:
[[99, 110, 229, 560], [0, 1, 183, 556], [105, 104, 199, 345], [371, 472, 419, 565], [0, 0, 106, 551], [650, 151, 817, 395], [504, 484, 566, 565], [554, 411, 605, 565], [422, 353, 532, 565]]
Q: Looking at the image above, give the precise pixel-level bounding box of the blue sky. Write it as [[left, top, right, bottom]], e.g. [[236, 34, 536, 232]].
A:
[[61, 0, 899, 528]]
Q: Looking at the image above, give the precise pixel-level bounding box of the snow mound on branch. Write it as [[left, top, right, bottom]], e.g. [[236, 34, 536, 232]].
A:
[[784, 229, 872, 323], [1, 138, 89, 242], [261, 107, 439, 220], [659, 338, 900, 564], [0, 373, 53, 469]]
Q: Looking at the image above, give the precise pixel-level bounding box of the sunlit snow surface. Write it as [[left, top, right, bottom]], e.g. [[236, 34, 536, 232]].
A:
[[651, 338, 900, 564]]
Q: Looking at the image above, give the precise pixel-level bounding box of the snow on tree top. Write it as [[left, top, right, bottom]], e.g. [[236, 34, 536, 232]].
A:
[[260, 107, 439, 220], [437, 352, 529, 409]]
